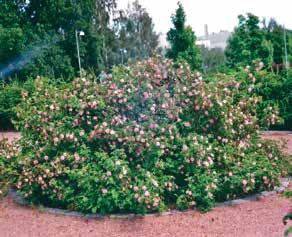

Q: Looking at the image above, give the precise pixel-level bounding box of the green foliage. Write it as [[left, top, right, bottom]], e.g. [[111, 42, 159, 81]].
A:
[[225, 13, 271, 67], [0, 57, 289, 214], [113, 0, 159, 64], [207, 64, 292, 130], [226, 15, 291, 71], [283, 211, 292, 237], [0, 0, 159, 81], [0, 79, 34, 130], [0, 1, 26, 27], [166, 2, 201, 70], [0, 0, 117, 80], [201, 47, 226, 73], [0, 139, 19, 199], [254, 69, 292, 130], [283, 190, 292, 198], [265, 19, 287, 66], [19, 43, 75, 80], [0, 26, 26, 64]]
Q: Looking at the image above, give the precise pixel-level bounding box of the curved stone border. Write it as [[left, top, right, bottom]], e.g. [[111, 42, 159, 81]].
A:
[[9, 177, 291, 219], [261, 131, 292, 135]]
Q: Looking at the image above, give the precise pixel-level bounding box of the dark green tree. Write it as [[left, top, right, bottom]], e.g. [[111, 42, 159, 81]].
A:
[[166, 2, 201, 70], [264, 19, 291, 73], [265, 19, 285, 65], [0, 1, 26, 27], [0, 0, 117, 80], [225, 13, 271, 67], [23, 0, 117, 74]]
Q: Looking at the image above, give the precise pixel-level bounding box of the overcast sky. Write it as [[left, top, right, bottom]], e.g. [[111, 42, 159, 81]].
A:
[[117, 0, 292, 36]]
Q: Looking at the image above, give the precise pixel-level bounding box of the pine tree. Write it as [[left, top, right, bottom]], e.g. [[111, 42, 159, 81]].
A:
[[166, 2, 201, 70]]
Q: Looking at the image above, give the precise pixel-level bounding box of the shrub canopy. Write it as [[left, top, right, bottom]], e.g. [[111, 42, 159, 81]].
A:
[[1, 57, 289, 213]]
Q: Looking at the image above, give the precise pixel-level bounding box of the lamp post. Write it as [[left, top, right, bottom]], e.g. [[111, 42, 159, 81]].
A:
[[75, 30, 85, 73], [120, 48, 127, 64], [283, 25, 288, 71]]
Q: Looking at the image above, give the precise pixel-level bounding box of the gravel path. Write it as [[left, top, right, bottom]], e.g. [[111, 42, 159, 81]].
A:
[[0, 132, 20, 143], [0, 131, 291, 237]]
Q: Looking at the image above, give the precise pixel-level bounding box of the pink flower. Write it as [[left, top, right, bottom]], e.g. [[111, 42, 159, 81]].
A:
[[196, 160, 201, 166], [53, 137, 59, 145], [33, 160, 39, 165], [190, 201, 196, 206], [184, 122, 191, 127], [194, 105, 200, 111], [101, 188, 108, 194], [152, 180, 158, 187], [149, 123, 157, 129], [182, 145, 189, 152], [242, 179, 248, 186], [115, 160, 121, 166], [143, 92, 150, 100], [144, 191, 150, 197], [133, 186, 139, 191], [106, 171, 112, 177], [74, 153, 80, 161], [203, 161, 209, 167]]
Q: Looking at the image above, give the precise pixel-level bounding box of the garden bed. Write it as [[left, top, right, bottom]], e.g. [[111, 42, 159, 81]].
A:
[[0, 58, 290, 215]]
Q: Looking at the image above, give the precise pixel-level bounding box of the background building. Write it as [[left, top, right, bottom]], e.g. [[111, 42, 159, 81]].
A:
[[196, 24, 231, 50]]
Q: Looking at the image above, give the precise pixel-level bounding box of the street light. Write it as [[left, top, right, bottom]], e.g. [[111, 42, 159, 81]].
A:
[[75, 30, 85, 73], [283, 25, 289, 71], [119, 48, 127, 64]]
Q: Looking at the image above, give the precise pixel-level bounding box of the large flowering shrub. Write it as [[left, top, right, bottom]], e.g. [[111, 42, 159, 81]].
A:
[[0, 57, 289, 213], [207, 65, 292, 130]]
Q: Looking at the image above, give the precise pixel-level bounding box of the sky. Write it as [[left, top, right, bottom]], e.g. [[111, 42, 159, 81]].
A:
[[117, 0, 292, 36]]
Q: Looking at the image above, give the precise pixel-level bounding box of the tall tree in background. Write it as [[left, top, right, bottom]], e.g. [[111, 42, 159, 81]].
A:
[[264, 18, 291, 72], [0, 1, 30, 79], [265, 19, 284, 65], [166, 2, 201, 70], [225, 13, 271, 67], [0, 0, 117, 80], [201, 47, 226, 73], [113, 0, 159, 64], [23, 0, 117, 74]]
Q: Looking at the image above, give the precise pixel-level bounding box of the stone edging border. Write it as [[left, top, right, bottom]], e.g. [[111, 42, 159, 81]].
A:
[[9, 177, 291, 219], [261, 131, 292, 135]]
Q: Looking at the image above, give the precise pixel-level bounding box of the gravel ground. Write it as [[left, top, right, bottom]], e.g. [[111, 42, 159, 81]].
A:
[[0, 131, 291, 237], [0, 193, 291, 237], [261, 131, 292, 154], [0, 132, 20, 143]]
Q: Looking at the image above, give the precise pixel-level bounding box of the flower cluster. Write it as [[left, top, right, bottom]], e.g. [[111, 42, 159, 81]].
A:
[[1, 57, 289, 213]]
